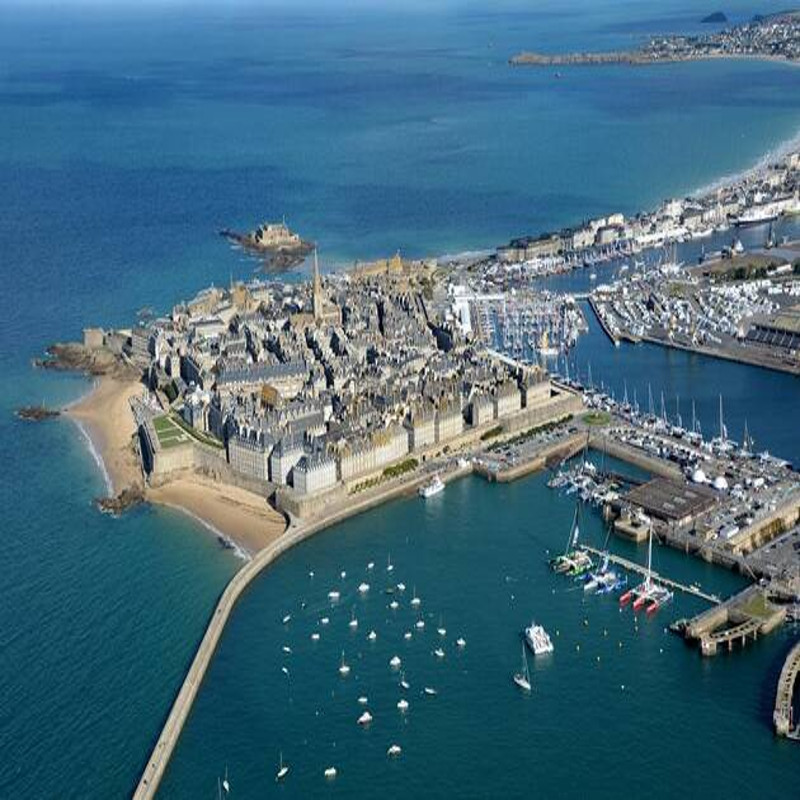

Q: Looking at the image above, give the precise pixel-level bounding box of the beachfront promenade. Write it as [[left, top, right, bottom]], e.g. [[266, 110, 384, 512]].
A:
[[132, 463, 472, 799]]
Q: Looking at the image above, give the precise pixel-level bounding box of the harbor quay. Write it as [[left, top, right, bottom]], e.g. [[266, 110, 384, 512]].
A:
[[587, 243, 800, 376], [775, 640, 800, 738]]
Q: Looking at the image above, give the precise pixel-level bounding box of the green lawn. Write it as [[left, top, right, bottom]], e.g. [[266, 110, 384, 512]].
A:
[[582, 411, 612, 427], [152, 414, 191, 449]]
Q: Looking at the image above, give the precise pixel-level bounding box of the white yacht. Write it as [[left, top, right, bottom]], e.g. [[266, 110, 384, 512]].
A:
[[397, 698, 409, 712], [357, 710, 373, 726], [389, 655, 402, 668], [276, 752, 289, 782], [324, 767, 337, 780], [419, 474, 445, 498], [387, 744, 402, 757], [524, 623, 554, 655], [513, 643, 532, 692], [338, 651, 351, 676], [358, 582, 370, 594]]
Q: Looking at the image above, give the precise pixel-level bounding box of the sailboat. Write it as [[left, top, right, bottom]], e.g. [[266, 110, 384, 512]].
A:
[[513, 643, 532, 692], [276, 752, 289, 781], [741, 419, 755, 457], [338, 651, 351, 676], [713, 394, 734, 451], [550, 502, 593, 575], [619, 527, 673, 614], [220, 766, 230, 796]]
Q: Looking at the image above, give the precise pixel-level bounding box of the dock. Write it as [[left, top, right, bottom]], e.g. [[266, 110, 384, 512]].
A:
[[580, 545, 720, 604], [774, 640, 800, 738], [682, 583, 785, 656]]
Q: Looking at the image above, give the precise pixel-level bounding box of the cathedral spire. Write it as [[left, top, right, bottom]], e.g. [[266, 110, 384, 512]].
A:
[[312, 248, 323, 322]]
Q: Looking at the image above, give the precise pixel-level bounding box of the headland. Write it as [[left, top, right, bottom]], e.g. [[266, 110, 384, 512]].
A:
[[511, 11, 800, 68], [33, 128, 800, 797]]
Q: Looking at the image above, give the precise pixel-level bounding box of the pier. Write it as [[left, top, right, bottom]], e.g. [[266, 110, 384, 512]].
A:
[[132, 463, 472, 799], [774, 640, 800, 738], [682, 583, 785, 657], [579, 545, 720, 604]]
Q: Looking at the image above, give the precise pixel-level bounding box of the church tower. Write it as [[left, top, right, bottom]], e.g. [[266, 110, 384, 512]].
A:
[[312, 248, 323, 322]]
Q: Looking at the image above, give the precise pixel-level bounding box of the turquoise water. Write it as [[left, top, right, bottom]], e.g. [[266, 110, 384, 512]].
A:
[[160, 469, 796, 799], [2, 1, 800, 797]]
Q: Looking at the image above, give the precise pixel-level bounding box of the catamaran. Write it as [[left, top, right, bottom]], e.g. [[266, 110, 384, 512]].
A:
[[619, 528, 673, 615], [582, 555, 619, 594], [513, 643, 532, 692], [524, 622, 554, 655], [550, 501, 594, 576]]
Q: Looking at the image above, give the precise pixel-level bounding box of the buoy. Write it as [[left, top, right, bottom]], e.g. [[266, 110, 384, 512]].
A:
[[576, 644, 580, 652]]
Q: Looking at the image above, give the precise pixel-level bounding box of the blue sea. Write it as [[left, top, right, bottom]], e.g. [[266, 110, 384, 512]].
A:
[[2, 1, 800, 797]]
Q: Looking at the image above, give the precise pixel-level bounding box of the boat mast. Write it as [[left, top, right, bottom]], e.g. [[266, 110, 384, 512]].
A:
[[719, 394, 725, 443], [648, 383, 654, 417], [565, 501, 580, 556], [645, 525, 653, 591]]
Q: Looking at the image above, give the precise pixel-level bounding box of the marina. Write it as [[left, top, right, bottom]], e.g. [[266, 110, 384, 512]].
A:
[[7, 2, 800, 799]]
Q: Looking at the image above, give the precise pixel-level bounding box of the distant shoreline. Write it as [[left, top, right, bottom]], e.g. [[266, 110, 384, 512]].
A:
[[510, 52, 800, 69]]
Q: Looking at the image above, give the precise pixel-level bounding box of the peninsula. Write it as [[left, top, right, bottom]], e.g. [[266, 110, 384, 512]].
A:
[[511, 11, 800, 67]]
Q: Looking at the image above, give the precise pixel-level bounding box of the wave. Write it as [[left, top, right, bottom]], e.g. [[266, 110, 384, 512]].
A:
[[692, 126, 800, 197], [71, 417, 113, 497], [160, 503, 252, 563]]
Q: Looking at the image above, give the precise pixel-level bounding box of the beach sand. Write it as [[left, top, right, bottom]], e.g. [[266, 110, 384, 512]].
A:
[[68, 374, 287, 553], [148, 477, 287, 555], [66, 375, 143, 493]]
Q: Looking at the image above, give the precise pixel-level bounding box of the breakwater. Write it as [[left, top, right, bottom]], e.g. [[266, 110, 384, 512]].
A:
[[132, 463, 472, 799]]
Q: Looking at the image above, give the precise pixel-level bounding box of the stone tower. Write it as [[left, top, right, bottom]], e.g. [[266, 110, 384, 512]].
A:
[[313, 248, 323, 322]]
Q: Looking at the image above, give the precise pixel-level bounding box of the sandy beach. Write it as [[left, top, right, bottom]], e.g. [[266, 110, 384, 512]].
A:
[[148, 477, 287, 555], [66, 375, 144, 494], [67, 374, 287, 553]]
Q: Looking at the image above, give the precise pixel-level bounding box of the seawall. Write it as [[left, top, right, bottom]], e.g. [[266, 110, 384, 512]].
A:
[[131, 463, 472, 799]]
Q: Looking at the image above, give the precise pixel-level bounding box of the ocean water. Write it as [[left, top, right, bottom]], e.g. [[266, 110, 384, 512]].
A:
[[159, 468, 797, 799], [2, 1, 800, 797]]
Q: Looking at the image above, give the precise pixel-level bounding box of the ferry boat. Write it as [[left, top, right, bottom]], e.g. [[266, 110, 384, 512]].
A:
[[734, 204, 779, 227], [524, 622, 554, 655], [419, 474, 445, 498]]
